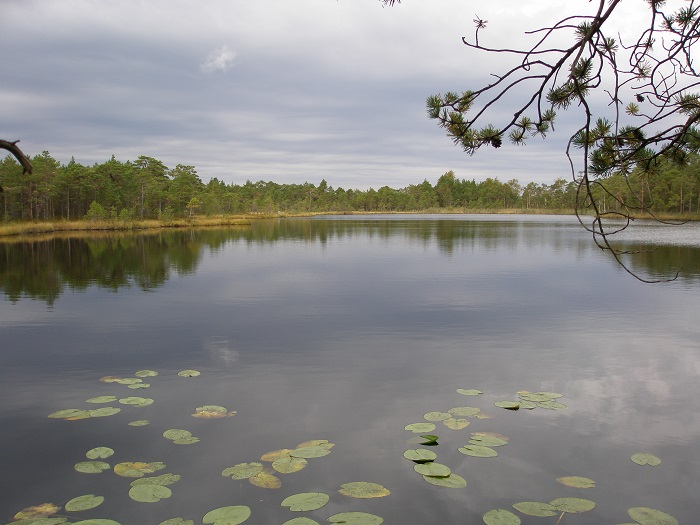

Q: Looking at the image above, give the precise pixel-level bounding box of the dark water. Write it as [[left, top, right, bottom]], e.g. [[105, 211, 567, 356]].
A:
[[1, 215, 699, 524]]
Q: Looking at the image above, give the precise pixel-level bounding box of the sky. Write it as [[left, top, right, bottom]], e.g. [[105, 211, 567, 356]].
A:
[[1, 0, 650, 189]]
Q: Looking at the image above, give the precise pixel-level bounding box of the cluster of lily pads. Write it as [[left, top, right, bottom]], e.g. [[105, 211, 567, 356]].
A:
[[494, 391, 567, 411]]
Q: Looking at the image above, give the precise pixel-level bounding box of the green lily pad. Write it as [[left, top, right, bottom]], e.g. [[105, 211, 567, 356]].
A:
[[483, 509, 521, 525], [159, 519, 194, 525], [86, 396, 118, 404], [249, 471, 281, 489], [272, 456, 307, 474], [114, 461, 166, 478], [414, 463, 451, 477], [403, 449, 437, 463], [128, 420, 150, 426], [178, 370, 201, 377], [174, 436, 200, 445], [537, 401, 567, 410], [422, 473, 467, 488], [48, 409, 91, 420], [128, 383, 150, 389], [128, 484, 172, 503], [65, 494, 104, 512], [404, 423, 436, 433], [517, 400, 537, 410], [89, 407, 121, 417], [261, 449, 291, 462], [494, 401, 520, 410], [130, 473, 181, 486], [419, 434, 439, 445], [518, 392, 556, 402], [468, 435, 508, 447], [512, 502, 558, 517], [281, 492, 330, 511], [448, 406, 480, 417], [550, 497, 595, 513], [443, 418, 470, 430], [289, 446, 332, 459], [283, 519, 319, 525], [163, 429, 192, 440], [221, 462, 263, 480], [556, 476, 596, 488], [115, 378, 142, 385], [74, 461, 110, 474], [192, 405, 235, 418], [86, 447, 114, 459], [9, 518, 69, 525], [134, 370, 158, 377], [423, 411, 450, 421], [327, 512, 383, 524], [73, 521, 121, 525], [456, 389, 483, 396], [631, 453, 661, 466], [458, 445, 498, 458], [338, 482, 391, 498], [627, 507, 678, 525], [118, 397, 153, 407]]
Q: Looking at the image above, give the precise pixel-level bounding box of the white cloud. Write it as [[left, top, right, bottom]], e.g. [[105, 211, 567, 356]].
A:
[[200, 45, 237, 73]]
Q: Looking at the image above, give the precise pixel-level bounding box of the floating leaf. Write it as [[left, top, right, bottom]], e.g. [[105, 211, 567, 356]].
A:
[[14, 504, 62, 519], [483, 509, 521, 525], [414, 463, 451, 477], [283, 519, 319, 525], [192, 405, 235, 418], [272, 456, 307, 474], [327, 512, 383, 524], [72, 520, 121, 525], [114, 461, 165, 478], [115, 378, 143, 385], [339, 482, 391, 498], [443, 418, 470, 430], [131, 473, 181, 487], [448, 406, 480, 417], [178, 370, 201, 377], [174, 436, 200, 445], [289, 446, 331, 459], [89, 407, 121, 417], [518, 392, 556, 402], [281, 492, 330, 511], [118, 397, 153, 407], [631, 453, 661, 466], [296, 439, 330, 448], [627, 507, 678, 525], [512, 502, 558, 517], [517, 401, 537, 410], [48, 409, 90, 420], [494, 402, 520, 410], [403, 449, 437, 463], [459, 445, 498, 458], [128, 383, 150, 389], [550, 498, 595, 513], [456, 389, 482, 396], [537, 401, 567, 410], [159, 519, 194, 525], [422, 473, 467, 488], [128, 484, 172, 503], [163, 429, 192, 440], [134, 370, 158, 377], [100, 376, 124, 383], [9, 519, 68, 525], [404, 423, 436, 433], [222, 463, 263, 480], [261, 449, 291, 462], [419, 434, 439, 445], [85, 447, 114, 459], [249, 471, 281, 489], [128, 420, 150, 426], [74, 461, 110, 474], [556, 476, 596, 488], [86, 396, 118, 404], [468, 435, 508, 447], [472, 432, 509, 442], [424, 411, 450, 422], [65, 495, 104, 512]]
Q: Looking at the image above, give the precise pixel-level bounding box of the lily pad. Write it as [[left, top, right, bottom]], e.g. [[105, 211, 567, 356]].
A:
[[414, 463, 451, 477], [72, 521, 121, 525], [159, 519, 194, 525], [338, 482, 391, 498], [419, 434, 439, 445], [174, 436, 200, 445], [512, 502, 558, 517], [192, 405, 235, 418], [134, 370, 158, 377], [114, 461, 166, 478], [163, 429, 192, 440], [89, 407, 121, 417], [115, 378, 143, 385], [272, 456, 307, 474], [327, 512, 383, 524], [48, 409, 90, 420], [627, 507, 678, 525], [86, 447, 114, 459], [128, 484, 172, 503], [130, 473, 181, 486], [458, 445, 498, 458], [423, 411, 451, 422], [550, 497, 595, 513], [86, 396, 118, 404], [422, 473, 467, 488], [281, 492, 330, 511], [65, 495, 104, 512], [9, 519, 68, 525], [283, 519, 319, 525], [261, 449, 291, 462], [222, 462, 263, 480], [443, 418, 470, 430], [128, 383, 150, 389], [556, 476, 596, 488], [296, 439, 330, 448], [448, 406, 480, 417], [537, 401, 567, 410], [468, 435, 508, 447], [403, 449, 437, 463], [13, 504, 62, 519], [202, 505, 251, 525], [483, 509, 521, 525], [404, 423, 436, 433], [74, 461, 110, 474], [249, 471, 281, 489], [456, 389, 483, 396], [518, 392, 556, 402], [118, 397, 153, 407], [128, 420, 150, 426], [631, 453, 661, 466], [289, 446, 332, 459], [178, 370, 201, 377], [494, 401, 520, 410]]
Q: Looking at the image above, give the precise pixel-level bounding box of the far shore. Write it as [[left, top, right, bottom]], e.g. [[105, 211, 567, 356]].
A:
[[1, 208, 697, 239]]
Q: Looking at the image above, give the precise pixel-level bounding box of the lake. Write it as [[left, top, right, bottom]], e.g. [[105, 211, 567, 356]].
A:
[[1, 214, 699, 525]]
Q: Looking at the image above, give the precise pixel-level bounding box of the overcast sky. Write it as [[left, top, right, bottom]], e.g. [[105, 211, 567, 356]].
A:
[[2, 0, 648, 189]]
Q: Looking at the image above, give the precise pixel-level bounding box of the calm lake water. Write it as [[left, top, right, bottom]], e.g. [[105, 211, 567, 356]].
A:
[[1, 214, 699, 524]]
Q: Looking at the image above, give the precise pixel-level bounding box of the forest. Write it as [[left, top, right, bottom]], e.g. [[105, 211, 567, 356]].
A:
[[1, 151, 699, 221]]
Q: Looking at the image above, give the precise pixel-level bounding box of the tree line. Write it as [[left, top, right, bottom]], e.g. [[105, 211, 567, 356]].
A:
[[1, 151, 699, 221]]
